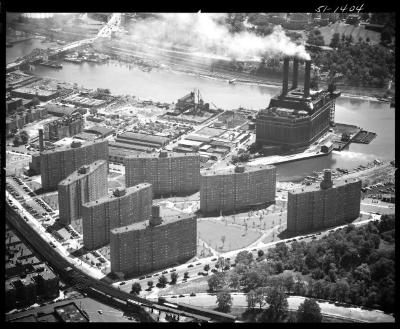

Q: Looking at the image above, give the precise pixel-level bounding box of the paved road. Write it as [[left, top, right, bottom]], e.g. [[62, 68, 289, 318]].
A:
[[158, 293, 394, 323]]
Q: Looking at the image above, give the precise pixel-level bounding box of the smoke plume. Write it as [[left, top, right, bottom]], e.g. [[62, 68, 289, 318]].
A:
[[125, 13, 311, 61]]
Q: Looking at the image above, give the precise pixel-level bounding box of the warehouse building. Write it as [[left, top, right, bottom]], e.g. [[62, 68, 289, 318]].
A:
[[125, 151, 200, 197], [40, 139, 109, 190], [110, 205, 197, 278], [287, 169, 362, 234], [81, 184, 152, 250], [200, 164, 276, 214], [11, 87, 59, 101], [58, 160, 108, 226]]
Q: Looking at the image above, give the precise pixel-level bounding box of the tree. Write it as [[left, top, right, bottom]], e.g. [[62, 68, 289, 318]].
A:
[[158, 275, 168, 287], [241, 270, 262, 293], [235, 250, 253, 266], [216, 257, 225, 271], [255, 287, 268, 309], [208, 272, 225, 292], [229, 272, 240, 290], [221, 235, 226, 247], [19, 130, 29, 144], [31, 97, 40, 106], [184, 272, 189, 279], [353, 263, 371, 282], [257, 249, 264, 258], [147, 281, 154, 289], [216, 289, 233, 313], [204, 264, 210, 273], [13, 135, 23, 147], [329, 32, 341, 48], [265, 286, 289, 322], [335, 279, 350, 303], [130, 282, 142, 295], [170, 272, 179, 284], [297, 299, 322, 322], [246, 290, 257, 310], [282, 272, 295, 294]]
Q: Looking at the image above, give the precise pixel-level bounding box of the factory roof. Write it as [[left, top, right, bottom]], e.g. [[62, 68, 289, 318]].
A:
[[12, 87, 58, 97], [125, 151, 199, 160], [84, 125, 115, 137], [201, 164, 275, 176], [83, 183, 152, 207], [58, 160, 107, 186], [44, 104, 78, 117], [118, 131, 170, 146], [108, 147, 143, 158], [289, 177, 361, 194]]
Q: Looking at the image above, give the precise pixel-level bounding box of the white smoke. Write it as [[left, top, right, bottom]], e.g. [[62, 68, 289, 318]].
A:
[[125, 13, 311, 61]]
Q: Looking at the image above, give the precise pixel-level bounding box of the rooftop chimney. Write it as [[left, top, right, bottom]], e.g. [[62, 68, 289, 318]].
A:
[[304, 60, 311, 98], [234, 165, 245, 173], [159, 151, 168, 158], [38, 129, 44, 152], [320, 169, 333, 190], [78, 165, 89, 175], [150, 205, 162, 226], [282, 57, 290, 96], [113, 187, 126, 197], [292, 58, 299, 89]]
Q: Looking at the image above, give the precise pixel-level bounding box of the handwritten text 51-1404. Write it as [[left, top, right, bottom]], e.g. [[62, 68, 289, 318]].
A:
[[315, 4, 365, 13]]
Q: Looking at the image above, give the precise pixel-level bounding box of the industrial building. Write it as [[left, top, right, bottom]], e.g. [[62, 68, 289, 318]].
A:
[[110, 206, 197, 278], [11, 87, 59, 101], [287, 169, 362, 234], [6, 107, 48, 135], [81, 184, 152, 250], [125, 151, 200, 197], [44, 104, 79, 117], [40, 139, 109, 190], [256, 57, 341, 151], [44, 113, 84, 141], [200, 164, 276, 214], [58, 160, 108, 226]]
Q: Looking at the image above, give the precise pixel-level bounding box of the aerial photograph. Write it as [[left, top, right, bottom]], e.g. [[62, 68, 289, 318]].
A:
[[5, 12, 395, 323]]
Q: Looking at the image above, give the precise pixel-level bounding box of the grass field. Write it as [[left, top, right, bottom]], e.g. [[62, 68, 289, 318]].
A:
[[198, 220, 261, 252]]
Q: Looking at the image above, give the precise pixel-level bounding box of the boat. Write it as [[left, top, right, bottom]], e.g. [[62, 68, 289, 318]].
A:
[[228, 78, 237, 84]]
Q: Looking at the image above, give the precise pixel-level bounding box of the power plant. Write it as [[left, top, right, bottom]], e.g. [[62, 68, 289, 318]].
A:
[[256, 57, 341, 152]]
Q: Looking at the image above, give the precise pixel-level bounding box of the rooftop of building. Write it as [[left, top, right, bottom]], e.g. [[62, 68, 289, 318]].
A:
[[110, 209, 196, 234], [58, 160, 107, 186], [201, 163, 275, 176], [125, 151, 199, 160], [41, 139, 108, 155], [84, 125, 115, 137], [289, 177, 361, 194], [44, 104, 79, 116], [118, 131, 170, 145], [12, 87, 58, 96], [83, 183, 152, 207]]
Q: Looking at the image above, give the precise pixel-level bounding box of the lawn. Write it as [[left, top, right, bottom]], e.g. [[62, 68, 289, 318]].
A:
[[198, 220, 261, 252]]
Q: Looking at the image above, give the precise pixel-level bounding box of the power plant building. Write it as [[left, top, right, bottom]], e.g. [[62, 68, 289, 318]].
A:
[[81, 184, 153, 250], [58, 160, 108, 226], [125, 151, 200, 197], [200, 164, 276, 214], [287, 169, 362, 234], [256, 58, 341, 151], [40, 140, 109, 190], [110, 206, 197, 277]]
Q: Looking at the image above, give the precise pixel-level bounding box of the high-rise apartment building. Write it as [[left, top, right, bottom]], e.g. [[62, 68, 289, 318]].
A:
[[125, 151, 200, 197], [58, 160, 108, 226], [110, 206, 197, 277], [81, 184, 153, 250], [287, 169, 361, 234], [200, 164, 276, 214], [40, 140, 109, 190]]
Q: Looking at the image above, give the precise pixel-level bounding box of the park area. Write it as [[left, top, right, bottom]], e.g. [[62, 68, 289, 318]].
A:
[[197, 220, 261, 253]]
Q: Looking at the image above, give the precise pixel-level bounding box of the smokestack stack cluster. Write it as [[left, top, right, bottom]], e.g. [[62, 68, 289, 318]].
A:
[[38, 129, 44, 152], [282, 57, 290, 96], [292, 58, 299, 89], [304, 60, 311, 98]]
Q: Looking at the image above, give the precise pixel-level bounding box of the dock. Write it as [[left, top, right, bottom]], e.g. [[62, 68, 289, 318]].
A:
[[38, 61, 63, 69]]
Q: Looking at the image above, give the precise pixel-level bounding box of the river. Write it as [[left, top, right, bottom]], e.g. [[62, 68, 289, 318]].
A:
[[7, 40, 395, 181]]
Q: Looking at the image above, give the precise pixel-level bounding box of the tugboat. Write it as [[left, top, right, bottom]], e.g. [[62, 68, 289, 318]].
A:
[[228, 78, 237, 84]]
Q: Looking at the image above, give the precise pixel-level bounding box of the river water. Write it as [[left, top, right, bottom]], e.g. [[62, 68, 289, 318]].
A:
[[7, 40, 395, 181]]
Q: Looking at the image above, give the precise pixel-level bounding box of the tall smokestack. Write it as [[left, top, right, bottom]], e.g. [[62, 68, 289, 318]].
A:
[[292, 57, 299, 89], [304, 60, 311, 98], [282, 57, 289, 96], [38, 129, 44, 152], [320, 169, 333, 190]]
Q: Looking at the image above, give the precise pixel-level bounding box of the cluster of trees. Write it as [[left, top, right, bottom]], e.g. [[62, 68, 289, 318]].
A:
[[231, 152, 250, 164], [130, 272, 180, 295], [311, 39, 395, 88], [207, 215, 394, 313], [307, 29, 325, 46], [369, 13, 395, 47], [13, 130, 29, 146]]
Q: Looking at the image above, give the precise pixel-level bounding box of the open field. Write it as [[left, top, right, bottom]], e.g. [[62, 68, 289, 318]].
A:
[[198, 220, 261, 253]]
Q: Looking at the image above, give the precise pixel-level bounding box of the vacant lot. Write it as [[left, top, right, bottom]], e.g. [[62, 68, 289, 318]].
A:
[[198, 220, 261, 252]]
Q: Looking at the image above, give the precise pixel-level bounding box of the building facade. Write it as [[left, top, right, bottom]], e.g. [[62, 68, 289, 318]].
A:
[[200, 164, 276, 214], [58, 160, 108, 226], [256, 58, 341, 150], [40, 140, 109, 190], [287, 169, 362, 234], [125, 151, 200, 197], [110, 208, 197, 277], [81, 184, 153, 250]]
